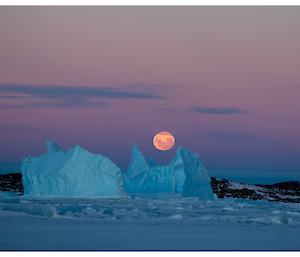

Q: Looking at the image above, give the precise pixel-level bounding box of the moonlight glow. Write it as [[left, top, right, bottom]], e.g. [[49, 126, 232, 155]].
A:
[[152, 131, 176, 151]]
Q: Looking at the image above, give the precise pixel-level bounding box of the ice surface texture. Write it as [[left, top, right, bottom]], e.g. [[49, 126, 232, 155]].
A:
[[124, 143, 214, 200], [1, 195, 300, 250], [21, 142, 125, 197]]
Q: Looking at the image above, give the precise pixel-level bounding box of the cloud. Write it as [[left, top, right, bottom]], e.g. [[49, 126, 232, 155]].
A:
[[0, 84, 168, 100], [29, 98, 108, 109], [0, 83, 168, 109], [189, 106, 249, 114], [156, 106, 249, 114]]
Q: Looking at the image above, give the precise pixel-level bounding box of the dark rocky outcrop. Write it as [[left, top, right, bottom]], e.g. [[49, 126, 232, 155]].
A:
[[0, 173, 23, 195], [211, 177, 300, 203]]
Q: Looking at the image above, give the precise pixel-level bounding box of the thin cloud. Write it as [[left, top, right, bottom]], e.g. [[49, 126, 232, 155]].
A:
[[189, 106, 249, 114], [0, 83, 168, 109], [29, 98, 108, 109], [0, 84, 168, 100]]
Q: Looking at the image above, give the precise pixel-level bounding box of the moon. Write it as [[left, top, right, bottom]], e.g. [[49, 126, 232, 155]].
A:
[[153, 131, 176, 151]]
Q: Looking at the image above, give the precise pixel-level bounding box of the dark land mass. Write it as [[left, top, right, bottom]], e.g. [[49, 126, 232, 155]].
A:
[[211, 177, 300, 203], [1, 173, 300, 203], [0, 173, 23, 195]]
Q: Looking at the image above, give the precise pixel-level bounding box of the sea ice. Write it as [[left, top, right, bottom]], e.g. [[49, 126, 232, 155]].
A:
[[21, 141, 126, 197], [1, 196, 300, 250], [124, 143, 214, 200]]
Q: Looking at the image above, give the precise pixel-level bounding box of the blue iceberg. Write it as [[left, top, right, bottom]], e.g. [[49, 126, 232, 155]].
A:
[[124, 143, 214, 200], [21, 142, 126, 197], [124, 143, 175, 194]]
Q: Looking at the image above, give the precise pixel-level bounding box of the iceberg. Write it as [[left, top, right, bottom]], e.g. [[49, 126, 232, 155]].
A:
[[124, 143, 175, 194], [124, 143, 214, 200], [21, 141, 125, 197], [173, 147, 214, 200], [20, 141, 213, 200]]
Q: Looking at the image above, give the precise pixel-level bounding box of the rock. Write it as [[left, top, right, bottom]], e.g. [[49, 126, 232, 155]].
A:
[[0, 173, 23, 195], [210, 177, 300, 203]]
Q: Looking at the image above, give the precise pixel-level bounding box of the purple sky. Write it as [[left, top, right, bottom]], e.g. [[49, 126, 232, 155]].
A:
[[0, 6, 300, 171]]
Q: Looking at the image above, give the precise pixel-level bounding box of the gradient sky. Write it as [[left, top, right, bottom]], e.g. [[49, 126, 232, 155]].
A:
[[0, 6, 300, 172]]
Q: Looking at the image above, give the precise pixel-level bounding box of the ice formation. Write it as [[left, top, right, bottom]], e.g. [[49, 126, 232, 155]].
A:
[[21, 141, 125, 197], [21, 141, 213, 200], [124, 143, 214, 200], [124, 143, 175, 194]]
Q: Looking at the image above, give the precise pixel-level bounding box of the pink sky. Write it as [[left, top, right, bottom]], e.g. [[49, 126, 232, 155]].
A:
[[0, 6, 299, 171]]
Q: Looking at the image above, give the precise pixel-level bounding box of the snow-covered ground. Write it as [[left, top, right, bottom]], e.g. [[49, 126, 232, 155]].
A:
[[1, 193, 300, 250]]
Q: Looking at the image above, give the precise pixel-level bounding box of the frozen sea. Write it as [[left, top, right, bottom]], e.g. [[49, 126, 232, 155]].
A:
[[1, 193, 300, 250], [1, 165, 300, 250]]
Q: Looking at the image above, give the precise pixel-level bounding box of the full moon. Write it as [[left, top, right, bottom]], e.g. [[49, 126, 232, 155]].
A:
[[153, 131, 176, 151]]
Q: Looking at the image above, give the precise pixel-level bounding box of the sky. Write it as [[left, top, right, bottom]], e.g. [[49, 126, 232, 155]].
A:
[[0, 6, 300, 172]]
